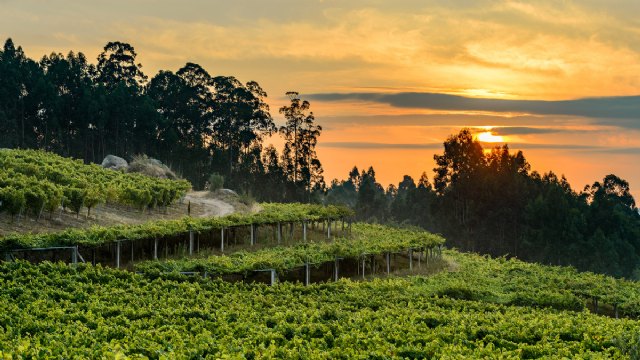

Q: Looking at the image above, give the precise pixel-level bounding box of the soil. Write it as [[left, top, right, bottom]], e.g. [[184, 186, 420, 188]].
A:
[[0, 190, 242, 236]]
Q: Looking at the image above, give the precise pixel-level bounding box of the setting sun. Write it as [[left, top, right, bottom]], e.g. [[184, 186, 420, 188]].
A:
[[476, 131, 505, 143]]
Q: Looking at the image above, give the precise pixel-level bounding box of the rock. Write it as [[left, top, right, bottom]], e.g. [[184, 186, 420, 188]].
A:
[[128, 155, 177, 179], [148, 158, 163, 166], [219, 189, 239, 197], [101, 155, 128, 170]]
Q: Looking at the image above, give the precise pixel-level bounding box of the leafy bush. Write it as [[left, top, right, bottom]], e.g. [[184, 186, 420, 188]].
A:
[[208, 173, 224, 192]]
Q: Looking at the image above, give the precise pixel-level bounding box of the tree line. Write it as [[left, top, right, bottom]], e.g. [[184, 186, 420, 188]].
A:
[[2, 38, 638, 278], [0, 38, 323, 201], [325, 130, 640, 279]]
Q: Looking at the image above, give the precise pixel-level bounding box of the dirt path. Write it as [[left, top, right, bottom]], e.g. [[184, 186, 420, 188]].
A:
[[0, 190, 238, 236], [183, 191, 235, 217]]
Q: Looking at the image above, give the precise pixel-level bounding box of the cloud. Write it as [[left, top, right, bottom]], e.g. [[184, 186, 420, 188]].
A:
[[320, 141, 640, 154], [309, 92, 640, 120], [488, 127, 583, 136], [321, 142, 443, 150]]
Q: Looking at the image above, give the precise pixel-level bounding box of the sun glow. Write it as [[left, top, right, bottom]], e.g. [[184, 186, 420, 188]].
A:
[[477, 131, 505, 143]]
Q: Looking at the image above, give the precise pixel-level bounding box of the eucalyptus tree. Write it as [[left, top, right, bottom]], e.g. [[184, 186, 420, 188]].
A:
[[211, 76, 275, 174], [279, 91, 324, 200]]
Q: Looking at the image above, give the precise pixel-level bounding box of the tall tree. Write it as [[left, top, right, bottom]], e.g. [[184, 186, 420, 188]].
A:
[[432, 129, 486, 250], [279, 91, 324, 200]]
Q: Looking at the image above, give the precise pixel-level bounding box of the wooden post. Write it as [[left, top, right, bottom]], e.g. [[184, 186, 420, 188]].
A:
[[303, 221, 307, 242], [154, 238, 158, 260], [71, 246, 78, 264], [362, 256, 366, 279], [270, 269, 277, 286], [305, 262, 310, 286], [289, 223, 294, 240], [409, 249, 413, 271], [220, 228, 225, 252], [277, 222, 282, 244], [189, 229, 194, 255], [334, 257, 339, 281], [327, 220, 331, 239], [116, 241, 121, 269], [386, 252, 390, 275], [250, 224, 255, 246], [614, 304, 619, 319]]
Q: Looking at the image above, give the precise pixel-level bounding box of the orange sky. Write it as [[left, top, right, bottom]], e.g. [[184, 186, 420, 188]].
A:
[[2, 0, 640, 199]]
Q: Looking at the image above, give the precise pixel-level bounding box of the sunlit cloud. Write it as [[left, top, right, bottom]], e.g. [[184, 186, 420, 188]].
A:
[[309, 92, 640, 119]]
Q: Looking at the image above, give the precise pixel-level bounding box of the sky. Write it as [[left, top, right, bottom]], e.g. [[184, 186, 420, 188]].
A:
[[2, 0, 640, 198]]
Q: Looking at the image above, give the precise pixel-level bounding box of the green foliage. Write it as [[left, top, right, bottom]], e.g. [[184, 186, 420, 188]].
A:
[[135, 223, 445, 275], [0, 202, 354, 250], [208, 173, 224, 192], [426, 250, 640, 318], [0, 187, 25, 217], [65, 187, 85, 216], [0, 149, 191, 218], [0, 260, 635, 358]]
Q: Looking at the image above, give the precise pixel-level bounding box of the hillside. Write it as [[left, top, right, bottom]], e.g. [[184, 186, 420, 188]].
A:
[[0, 150, 639, 358], [0, 149, 242, 236], [0, 249, 638, 358]]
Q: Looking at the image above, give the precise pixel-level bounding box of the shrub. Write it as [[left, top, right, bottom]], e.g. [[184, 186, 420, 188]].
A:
[[208, 173, 224, 192]]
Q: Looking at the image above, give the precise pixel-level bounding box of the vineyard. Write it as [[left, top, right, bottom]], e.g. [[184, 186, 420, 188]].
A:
[[1, 150, 639, 358], [0, 258, 638, 358], [0, 203, 354, 251], [135, 223, 445, 280], [0, 149, 191, 219]]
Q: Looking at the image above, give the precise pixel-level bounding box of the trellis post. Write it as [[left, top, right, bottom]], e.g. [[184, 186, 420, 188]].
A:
[[334, 257, 339, 281], [270, 269, 277, 286], [277, 222, 282, 244], [189, 228, 194, 255], [409, 248, 413, 271], [116, 241, 121, 269], [327, 220, 331, 239], [220, 227, 225, 252], [302, 221, 307, 242], [386, 252, 391, 275], [153, 238, 158, 260], [362, 256, 366, 279], [251, 224, 255, 246], [71, 246, 78, 264], [305, 262, 310, 286]]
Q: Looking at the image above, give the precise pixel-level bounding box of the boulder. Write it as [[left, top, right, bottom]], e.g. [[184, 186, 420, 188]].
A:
[[219, 189, 239, 197], [128, 155, 177, 179], [101, 155, 128, 170]]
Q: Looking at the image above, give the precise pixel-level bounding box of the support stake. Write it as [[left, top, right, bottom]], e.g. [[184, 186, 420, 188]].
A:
[[277, 222, 282, 244], [386, 252, 391, 275], [305, 262, 310, 286], [409, 249, 413, 271], [116, 241, 121, 269], [220, 228, 225, 252], [189, 229, 194, 255], [154, 238, 158, 260], [71, 246, 78, 264], [303, 221, 307, 242]]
